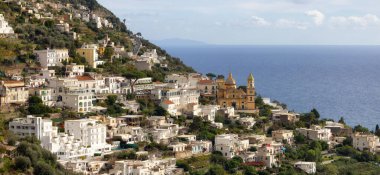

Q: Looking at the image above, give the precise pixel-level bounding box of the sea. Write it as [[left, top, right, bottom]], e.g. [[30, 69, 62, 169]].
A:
[[163, 45, 380, 130]]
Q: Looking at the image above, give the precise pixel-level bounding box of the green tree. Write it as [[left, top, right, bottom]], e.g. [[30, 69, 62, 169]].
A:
[[34, 161, 55, 175], [123, 70, 146, 93], [338, 117, 346, 124], [311, 108, 320, 119], [14, 156, 31, 171], [206, 73, 216, 80], [106, 95, 118, 106], [206, 165, 227, 175], [353, 125, 370, 133], [103, 46, 114, 60]]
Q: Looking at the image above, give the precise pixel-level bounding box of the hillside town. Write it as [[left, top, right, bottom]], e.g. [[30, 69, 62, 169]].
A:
[[1, 0, 380, 175]]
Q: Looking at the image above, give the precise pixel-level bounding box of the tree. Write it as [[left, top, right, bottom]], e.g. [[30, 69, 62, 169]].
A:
[[34, 161, 55, 175], [14, 156, 31, 171], [311, 108, 320, 119], [338, 117, 346, 124], [206, 165, 227, 175], [28, 96, 43, 104], [206, 73, 216, 80], [353, 125, 370, 133], [123, 70, 146, 93], [153, 106, 168, 116], [103, 46, 114, 60], [106, 95, 118, 106]]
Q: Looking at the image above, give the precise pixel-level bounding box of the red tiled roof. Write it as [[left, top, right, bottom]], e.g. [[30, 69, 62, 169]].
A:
[[76, 76, 95, 81], [198, 80, 213, 85], [162, 100, 174, 105]]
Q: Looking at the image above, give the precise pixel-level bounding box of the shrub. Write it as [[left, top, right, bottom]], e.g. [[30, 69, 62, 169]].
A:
[[14, 156, 31, 171]]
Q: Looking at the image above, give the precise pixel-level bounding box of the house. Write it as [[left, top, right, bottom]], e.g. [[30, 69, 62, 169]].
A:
[[297, 125, 332, 142], [9, 115, 54, 140], [272, 112, 299, 123], [65, 63, 85, 77], [65, 119, 112, 153], [0, 80, 28, 106], [272, 130, 294, 144], [160, 99, 177, 116], [116, 115, 145, 126], [177, 135, 197, 143], [115, 125, 147, 143], [29, 88, 54, 106], [196, 105, 220, 122], [168, 142, 187, 152], [215, 134, 249, 158], [60, 89, 94, 113], [352, 133, 380, 152], [34, 49, 69, 68], [238, 117, 256, 128], [151, 123, 179, 144], [252, 143, 282, 168], [197, 79, 217, 96], [325, 121, 352, 137], [110, 158, 182, 175], [294, 162, 316, 174], [60, 160, 107, 175], [76, 44, 104, 68], [152, 88, 200, 115], [44, 132, 93, 160]]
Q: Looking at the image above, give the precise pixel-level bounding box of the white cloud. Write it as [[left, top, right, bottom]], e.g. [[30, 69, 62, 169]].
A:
[[251, 16, 271, 26], [329, 14, 380, 28], [275, 19, 308, 30], [306, 10, 325, 26]]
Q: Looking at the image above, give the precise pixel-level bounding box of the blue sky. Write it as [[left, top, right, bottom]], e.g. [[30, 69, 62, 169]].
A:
[[98, 0, 380, 45]]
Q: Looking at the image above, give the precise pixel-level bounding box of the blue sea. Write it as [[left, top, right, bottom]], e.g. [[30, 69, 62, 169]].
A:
[[164, 45, 380, 129]]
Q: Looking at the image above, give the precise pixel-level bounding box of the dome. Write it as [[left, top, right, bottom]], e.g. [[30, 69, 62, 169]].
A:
[[248, 73, 254, 81], [225, 72, 236, 85]]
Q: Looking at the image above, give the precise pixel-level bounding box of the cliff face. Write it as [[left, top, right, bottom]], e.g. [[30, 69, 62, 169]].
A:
[[0, 0, 194, 79]]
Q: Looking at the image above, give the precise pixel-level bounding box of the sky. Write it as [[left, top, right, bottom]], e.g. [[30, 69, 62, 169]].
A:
[[98, 0, 380, 45]]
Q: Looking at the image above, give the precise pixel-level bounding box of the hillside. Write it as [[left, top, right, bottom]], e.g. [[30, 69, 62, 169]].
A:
[[0, 0, 194, 80]]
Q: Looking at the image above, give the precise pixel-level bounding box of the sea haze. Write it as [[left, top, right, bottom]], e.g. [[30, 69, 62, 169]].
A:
[[163, 45, 380, 129]]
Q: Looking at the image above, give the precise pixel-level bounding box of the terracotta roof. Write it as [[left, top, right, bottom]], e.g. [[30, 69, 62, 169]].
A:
[[198, 80, 213, 85], [76, 76, 95, 81], [162, 100, 174, 105]]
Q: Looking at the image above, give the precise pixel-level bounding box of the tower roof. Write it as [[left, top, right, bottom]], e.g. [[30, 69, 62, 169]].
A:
[[225, 72, 236, 85], [248, 73, 254, 81]]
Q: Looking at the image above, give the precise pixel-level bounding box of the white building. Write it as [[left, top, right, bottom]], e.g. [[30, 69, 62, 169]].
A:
[[294, 162, 316, 174], [34, 49, 69, 68], [66, 63, 85, 77], [152, 88, 200, 116], [0, 80, 29, 106], [9, 115, 53, 140], [61, 89, 94, 113], [151, 123, 179, 144], [272, 130, 294, 144], [110, 158, 182, 175], [29, 88, 54, 106], [352, 133, 380, 153], [215, 134, 249, 158], [297, 125, 332, 142], [65, 119, 112, 153], [0, 14, 14, 34]]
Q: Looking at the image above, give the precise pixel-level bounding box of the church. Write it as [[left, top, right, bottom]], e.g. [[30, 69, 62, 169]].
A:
[[216, 73, 256, 113]]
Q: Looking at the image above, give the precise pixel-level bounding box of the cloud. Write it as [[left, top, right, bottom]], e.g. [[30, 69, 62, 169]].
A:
[[329, 14, 380, 28], [275, 19, 308, 30], [251, 16, 271, 26], [306, 10, 325, 26]]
